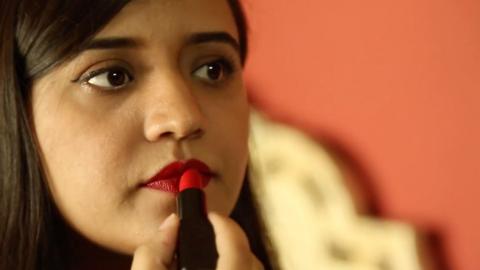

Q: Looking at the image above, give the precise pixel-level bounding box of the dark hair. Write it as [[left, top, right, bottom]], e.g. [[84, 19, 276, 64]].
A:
[[0, 0, 273, 269]]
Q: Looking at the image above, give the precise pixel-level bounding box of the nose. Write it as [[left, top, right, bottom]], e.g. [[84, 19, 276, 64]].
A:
[[143, 73, 206, 142]]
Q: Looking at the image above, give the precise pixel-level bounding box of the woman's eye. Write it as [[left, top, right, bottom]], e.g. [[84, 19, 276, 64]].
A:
[[84, 67, 133, 90], [193, 59, 233, 84]]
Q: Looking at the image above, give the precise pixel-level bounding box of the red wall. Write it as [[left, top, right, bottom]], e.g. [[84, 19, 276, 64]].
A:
[[242, 0, 480, 269]]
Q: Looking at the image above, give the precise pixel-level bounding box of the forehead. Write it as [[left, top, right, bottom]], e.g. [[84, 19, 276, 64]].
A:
[[95, 0, 239, 42]]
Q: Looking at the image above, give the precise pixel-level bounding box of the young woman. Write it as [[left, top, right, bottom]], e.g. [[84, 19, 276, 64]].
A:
[[0, 0, 275, 269]]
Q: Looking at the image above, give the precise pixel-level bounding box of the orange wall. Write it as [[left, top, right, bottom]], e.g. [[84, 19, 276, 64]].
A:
[[242, 0, 480, 269]]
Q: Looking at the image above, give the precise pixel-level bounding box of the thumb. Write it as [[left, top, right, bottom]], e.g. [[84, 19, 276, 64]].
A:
[[131, 213, 179, 270]]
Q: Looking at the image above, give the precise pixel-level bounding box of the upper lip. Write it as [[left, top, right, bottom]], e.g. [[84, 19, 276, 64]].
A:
[[141, 159, 215, 186]]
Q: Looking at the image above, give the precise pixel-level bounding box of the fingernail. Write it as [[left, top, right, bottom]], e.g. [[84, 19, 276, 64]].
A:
[[159, 213, 177, 230]]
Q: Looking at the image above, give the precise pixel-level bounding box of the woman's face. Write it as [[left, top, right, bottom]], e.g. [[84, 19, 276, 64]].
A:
[[31, 0, 249, 254]]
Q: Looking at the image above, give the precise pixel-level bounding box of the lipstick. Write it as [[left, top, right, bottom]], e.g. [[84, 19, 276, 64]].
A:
[[176, 169, 218, 270], [141, 159, 213, 193]]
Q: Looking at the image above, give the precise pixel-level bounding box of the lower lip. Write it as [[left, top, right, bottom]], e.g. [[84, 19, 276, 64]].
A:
[[142, 175, 213, 193], [143, 178, 179, 193]]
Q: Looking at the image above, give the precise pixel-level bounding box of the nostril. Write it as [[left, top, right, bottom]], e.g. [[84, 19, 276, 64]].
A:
[[159, 128, 204, 141], [184, 128, 204, 140], [159, 131, 175, 138], [144, 109, 206, 142]]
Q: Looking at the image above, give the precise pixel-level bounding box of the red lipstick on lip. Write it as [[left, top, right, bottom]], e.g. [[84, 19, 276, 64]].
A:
[[141, 159, 213, 193], [176, 169, 218, 269]]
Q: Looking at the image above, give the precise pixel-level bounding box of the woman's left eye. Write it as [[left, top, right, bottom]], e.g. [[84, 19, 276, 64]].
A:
[[82, 67, 134, 90], [192, 59, 234, 84]]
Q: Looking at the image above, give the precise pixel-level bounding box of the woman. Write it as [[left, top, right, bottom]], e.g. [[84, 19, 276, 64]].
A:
[[0, 0, 275, 269]]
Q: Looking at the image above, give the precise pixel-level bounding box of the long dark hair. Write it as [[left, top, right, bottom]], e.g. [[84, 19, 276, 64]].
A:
[[0, 0, 273, 269]]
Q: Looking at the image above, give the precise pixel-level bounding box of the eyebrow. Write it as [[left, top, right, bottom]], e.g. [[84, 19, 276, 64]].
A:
[[82, 31, 240, 53], [84, 38, 139, 50], [186, 32, 240, 53]]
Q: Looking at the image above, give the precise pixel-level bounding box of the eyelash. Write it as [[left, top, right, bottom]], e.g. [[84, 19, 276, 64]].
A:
[[192, 57, 236, 85], [73, 57, 237, 92], [76, 66, 133, 90]]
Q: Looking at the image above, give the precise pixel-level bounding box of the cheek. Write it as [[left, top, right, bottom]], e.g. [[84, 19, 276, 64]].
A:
[[210, 87, 249, 160], [35, 105, 128, 192], [204, 87, 250, 214], [32, 97, 154, 252], [32, 94, 136, 228], [207, 82, 250, 151]]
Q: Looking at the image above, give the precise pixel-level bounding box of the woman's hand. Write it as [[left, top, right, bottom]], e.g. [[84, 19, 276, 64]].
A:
[[130, 212, 264, 270], [131, 213, 180, 270], [208, 212, 265, 270]]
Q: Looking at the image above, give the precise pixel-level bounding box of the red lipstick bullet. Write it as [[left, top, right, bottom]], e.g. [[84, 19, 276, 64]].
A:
[[142, 159, 214, 193], [176, 169, 218, 270]]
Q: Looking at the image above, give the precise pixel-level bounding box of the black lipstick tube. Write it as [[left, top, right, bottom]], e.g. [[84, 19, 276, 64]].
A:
[[176, 188, 218, 270]]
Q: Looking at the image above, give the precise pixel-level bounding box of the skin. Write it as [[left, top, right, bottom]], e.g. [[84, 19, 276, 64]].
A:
[[31, 0, 261, 268]]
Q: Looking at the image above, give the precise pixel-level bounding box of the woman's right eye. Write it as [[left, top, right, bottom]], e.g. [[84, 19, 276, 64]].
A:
[[80, 66, 134, 91]]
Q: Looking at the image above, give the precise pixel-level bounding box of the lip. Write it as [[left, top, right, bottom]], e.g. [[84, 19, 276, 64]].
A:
[[141, 159, 215, 193]]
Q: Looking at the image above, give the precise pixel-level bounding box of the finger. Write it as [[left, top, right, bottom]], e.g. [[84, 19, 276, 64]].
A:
[[251, 254, 265, 270], [208, 212, 254, 270], [131, 213, 179, 270]]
